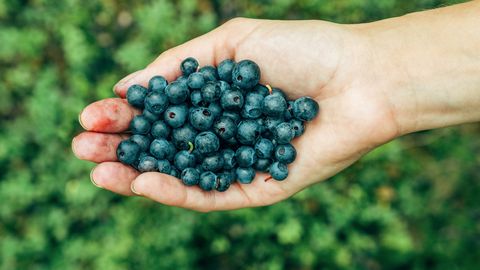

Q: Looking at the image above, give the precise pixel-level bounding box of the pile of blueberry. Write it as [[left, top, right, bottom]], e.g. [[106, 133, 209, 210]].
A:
[[116, 58, 319, 192]]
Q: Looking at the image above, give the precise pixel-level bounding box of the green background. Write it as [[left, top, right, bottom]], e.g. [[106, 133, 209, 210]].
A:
[[1, 0, 478, 269]]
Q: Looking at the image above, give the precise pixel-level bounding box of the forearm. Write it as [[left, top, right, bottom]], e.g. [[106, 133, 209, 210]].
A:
[[364, 0, 480, 135]]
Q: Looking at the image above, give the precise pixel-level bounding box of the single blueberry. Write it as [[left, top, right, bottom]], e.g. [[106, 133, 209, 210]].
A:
[[201, 81, 222, 103], [236, 120, 261, 145], [163, 104, 188, 128], [148, 75, 168, 93], [180, 57, 199, 76], [202, 153, 224, 172], [117, 140, 141, 165], [138, 155, 158, 172], [217, 80, 231, 95], [222, 111, 241, 125], [284, 101, 294, 120], [145, 91, 169, 115], [264, 117, 284, 133], [235, 167, 256, 184], [150, 120, 171, 139], [235, 146, 257, 167], [231, 60, 261, 89], [157, 159, 172, 174], [221, 149, 237, 170], [175, 75, 188, 86], [134, 152, 149, 169], [190, 90, 207, 107], [241, 92, 264, 119], [129, 134, 151, 152], [274, 122, 295, 144], [174, 150, 196, 171], [126, 84, 148, 108], [199, 65, 218, 82], [208, 102, 222, 120], [253, 84, 269, 97], [256, 118, 266, 134], [169, 168, 180, 178], [165, 81, 189, 104], [217, 59, 235, 83], [220, 89, 244, 111], [142, 109, 160, 122], [213, 116, 237, 140], [189, 107, 215, 131], [172, 124, 197, 150], [166, 142, 177, 161], [271, 87, 287, 98], [194, 131, 220, 155], [269, 162, 288, 181], [187, 72, 205, 89], [263, 94, 287, 117], [199, 171, 218, 191], [293, 96, 319, 121], [216, 172, 233, 192], [150, 138, 174, 160], [289, 119, 305, 137], [254, 138, 274, 159], [254, 158, 272, 172], [181, 167, 200, 186], [275, 143, 297, 164], [130, 115, 151, 135]]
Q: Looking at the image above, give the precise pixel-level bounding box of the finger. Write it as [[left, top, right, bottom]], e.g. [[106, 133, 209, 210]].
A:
[[79, 98, 139, 133], [72, 132, 128, 163], [90, 162, 139, 196], [131, 171, 288, 212]]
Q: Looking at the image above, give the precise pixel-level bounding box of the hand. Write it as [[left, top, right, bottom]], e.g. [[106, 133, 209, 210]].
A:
[[72, 18, 401, 212]]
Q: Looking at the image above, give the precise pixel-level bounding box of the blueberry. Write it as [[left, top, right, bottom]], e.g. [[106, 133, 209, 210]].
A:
[[222, 111, 241, 125], [165, 81, 189, 104], [194, 131, 220, 154], [174, 150, 196, 171], [213, 116, 237, 140], [253, 84, 269, 97], [217, 59, 235, 83], [269, 162, 288, 181], [208, 102, 222, 120], [241, 92, 264, 119], [275, 143, 297, 164], [235, 167, 255, 184], [135, 152, 149, 168], [256, 118, 266, 134], [223, 136, 239, 147], [150, 138, 174, 160], [220, 90, 244, 111], [293, 96, 319, 121], [166, 142, 177, 161], [235, 146, 257, 167], [271, 87, 287, 98], [175, 75, 188, 86], [142, 109, 160, 122], [221, 149, 237, 170], [149, 75, 168, 93], [144, 91, 169, 115], [202, 153, 224, 172], [163, 104, 188, 128], [264, 117, 284, 133], [199, 171, 218, 191], [236, 120, 261, 145], [130, 115, 151, 135], [190, 90, 207, 107], [263, 94, 287, 117], [216, 172, 233, 192], [181, 167, 200, 186], [150, 120, 171, 139], [157, 159, 172, 174], [169, 168, 180, 178], [129, 134, 151, 152], [254, 158, 272, 172], [289, 119, 305, 137], [199, 65, 218, 82], [126, 84, 148, 108], [187, 72, 205, 89], [117, 140, 141, 165], [189, 107, 215, 131], [217, 80, 231, 95], [180, 57, 199, 76], [172, 124, 197, 150], [284, 101, 294, 120], [138, 155, 158, 172], [232, 60, 261, 89], [201, 81, 222, 103], [254, 138, 274, 159], [274, 122, 295, 144]]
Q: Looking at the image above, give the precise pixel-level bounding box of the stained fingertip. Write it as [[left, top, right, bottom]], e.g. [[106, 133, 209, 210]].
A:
[[80, 98, 137, 133], [91, 162, 139, 196], [72, 132, 123, 162]]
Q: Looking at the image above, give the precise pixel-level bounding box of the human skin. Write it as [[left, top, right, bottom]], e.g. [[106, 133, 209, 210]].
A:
[[72, 1, 480, 212]]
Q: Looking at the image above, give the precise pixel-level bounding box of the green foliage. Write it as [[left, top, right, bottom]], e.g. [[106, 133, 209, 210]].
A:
[[0, 0, 477, 269]]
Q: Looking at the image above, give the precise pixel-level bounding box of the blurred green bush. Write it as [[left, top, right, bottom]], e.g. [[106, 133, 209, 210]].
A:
[[0, 0, 478, 269]]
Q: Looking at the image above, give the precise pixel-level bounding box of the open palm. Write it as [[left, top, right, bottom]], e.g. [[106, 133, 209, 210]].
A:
[[72, 18, 399, 211]]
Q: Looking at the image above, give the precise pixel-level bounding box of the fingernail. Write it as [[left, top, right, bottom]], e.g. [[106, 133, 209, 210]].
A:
[[78, 109, 87, 130], [130, 181, 141, 195], [71, 136, 77, 155], [113, 71, 142, 94], [90, 168, 103, 189]]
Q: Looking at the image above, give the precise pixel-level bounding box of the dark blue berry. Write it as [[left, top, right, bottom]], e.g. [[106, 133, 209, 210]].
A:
[[269, 162, 288, 181], [175, 75, 188, 86], [235, 146, 257, 167], [130, 115, 151, 135], [241, 92, 264, 119], [129, 134, 151, 152], [216, 172, 233, 192], [199, 65, 218, 82], [138, 155, 158, 172], [217, 59, 235, 83], [256, 118, 266, 134], [254, 138, 274, 159], [157, 159, 172, 174], [253, 84, 269, 97], [220, 90, 244, 111], [289, 119, 305, 137], [271, 87, 287, 98], [202, 153, 224, 172], [275, 143, 296, 164], [208, 102, 222, 120], [293, 96, 319, 121], [254, 158, 272, 172], [190, 90, 207, 107], [180, 57, 199, 76], [148, 75, 168, 93], [189, 107, 215, 131], [199, 171, 218, 191], [165, 81, 189, 104], [169, 168, 180, 178], [145, 91, 169, 114], [263, 94, 287, 117], [264, 117, 283, 132], [201, 81, 222, 103], [150, 120, 171, 139], [236, 120, 261, 145], [172, 124, 197, 150], [284, 101, 294, 120], [181, 167, 200, 186], [142, 109, 160, 122], [117, 140, 141, 165], [150, 138, 174, 160], [232, 60, 261, 89], [174, 150, 196, 171], [222, 111, 241, 125], [194, 131, 220, 155], [236, 167, 255, 184], [163, 104, 188, 128], [217, 80, 231, 95], [166, 142, 177, 161], [126, 84, 148, 108], [213, 116, 237, 140], [274, 122, 295, 144], [221, 149, 237, 170], [187, 72, 205, 89], [223, 136, 239, 147]]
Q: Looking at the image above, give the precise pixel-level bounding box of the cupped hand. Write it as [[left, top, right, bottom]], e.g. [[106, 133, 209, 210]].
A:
[[72, 18, 400, 212]]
